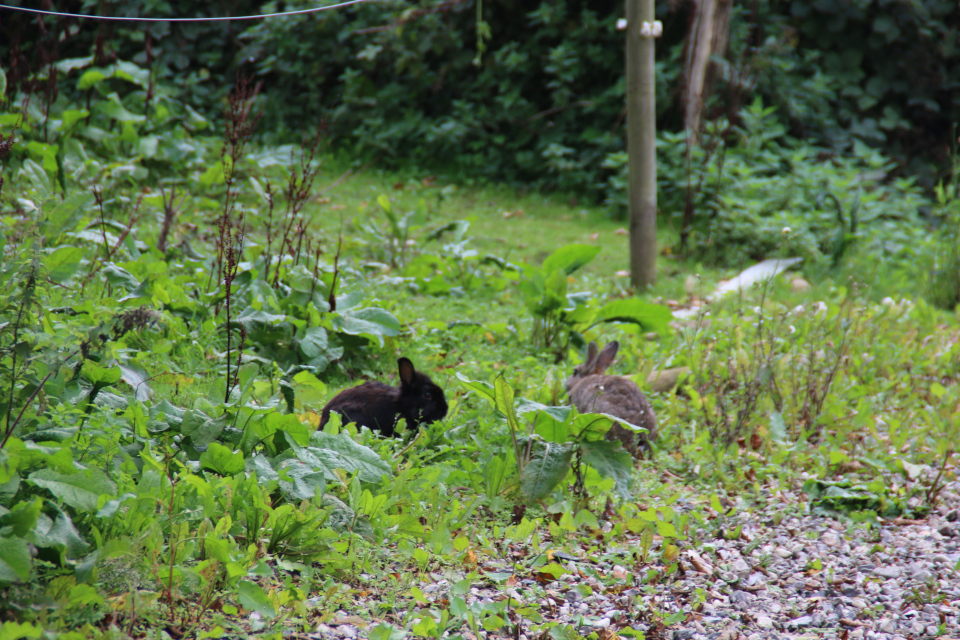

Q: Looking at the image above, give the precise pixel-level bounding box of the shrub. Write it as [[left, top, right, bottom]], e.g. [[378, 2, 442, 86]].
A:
[[606, 100, 933, 267]]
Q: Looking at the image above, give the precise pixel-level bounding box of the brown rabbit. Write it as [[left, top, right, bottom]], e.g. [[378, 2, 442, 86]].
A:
[[566, 341, 657, 458]]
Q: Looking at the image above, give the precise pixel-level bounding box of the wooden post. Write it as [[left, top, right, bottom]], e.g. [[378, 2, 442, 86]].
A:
[[626, 0, 658, 290]]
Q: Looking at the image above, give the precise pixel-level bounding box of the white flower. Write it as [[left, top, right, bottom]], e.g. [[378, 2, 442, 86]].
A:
[[781, 227, 791, 235]]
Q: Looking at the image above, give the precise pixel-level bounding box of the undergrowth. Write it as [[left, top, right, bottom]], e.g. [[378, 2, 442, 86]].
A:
[[0, 56, 957, 639]]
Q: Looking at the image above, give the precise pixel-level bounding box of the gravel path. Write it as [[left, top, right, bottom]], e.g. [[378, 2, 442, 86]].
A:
[[305, 477, 960, 640]]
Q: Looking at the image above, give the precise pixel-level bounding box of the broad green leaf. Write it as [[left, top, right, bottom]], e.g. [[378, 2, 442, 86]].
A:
[[236, 361, 259, 397], [77, 69, 108, 90], [0, 536, 31, 584], [181, 410, 226, 447], [198, 158, 228, 187], [275, 458, 328, 500], [455, 372, 495, 402], [590, 298, 673, 334], [538, 562, 568, 578], [368, 624, 406, 640], [236, 580, 276, 618], [516, 398, 570, 422], [249, 176, 269, 201], [150, 399, 186, 429], [581, 439, 633, 499], [2, 498, 43, 537], [185, 105, 209, 130], [494, 374, 520, 432], [232, 307, 288, 330], [656, 519, 677, 538], [570, 413, 617, 439], [541, 268, 568, 304], [55, 56, 93, 73], [518, 439, 574, 501], [298, 327, 342, 371], [139, 135, 159, 158], [482, 615, 506, 631], [321, 494, 373, 539], [0, 463, 20, 497], [94, 93, 145, 123], [290, 372, 328, 409], [28, 469, 116, 512], [43, 191, 93, 239], [44, 246, 84, 283], [247, 454, 280, 484], [96, 493, 137, 518], [333, 307, 400, 347], [307, 431, 392, 482], [204, 534, 231, 564], [58, 109, 90, 132], [23, 427, 78, 443], [100, 264, 141, 291], [533, 411, 569, 443], [118, 364, 151, 402], [541, 244, 601, 275], [20, 159, 53, 195], [200, 443, 245, 476], [112, 61, 150, 87], [28, 507, 90, 558], [769, 411, 788, 443], [80, 361, 122, 387], [25, 141, 58, 176]]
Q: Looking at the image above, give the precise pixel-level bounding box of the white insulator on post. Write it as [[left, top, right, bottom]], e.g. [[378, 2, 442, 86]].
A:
[[640, 20, 663, 37]]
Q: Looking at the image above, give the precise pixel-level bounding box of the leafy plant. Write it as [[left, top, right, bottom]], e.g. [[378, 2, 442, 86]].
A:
[[926, 148, 960, 310], [457, 372, 635, 504], [517, 244, 672, 353]]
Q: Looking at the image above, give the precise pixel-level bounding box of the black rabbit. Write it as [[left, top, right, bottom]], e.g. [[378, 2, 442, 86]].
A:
[[319, 357, 448, 437]]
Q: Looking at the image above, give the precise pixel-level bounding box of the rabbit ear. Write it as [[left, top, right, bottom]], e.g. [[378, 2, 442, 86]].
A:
[[398, 358, 417, 386], [584, 342, 599, 369], [594, 341, 620, 373]]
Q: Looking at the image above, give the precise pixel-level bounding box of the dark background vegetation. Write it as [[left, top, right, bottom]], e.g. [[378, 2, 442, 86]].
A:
[[5, 0, 958, 193]]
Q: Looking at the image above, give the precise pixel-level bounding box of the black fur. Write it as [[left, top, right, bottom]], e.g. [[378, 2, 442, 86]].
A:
[[319, 358, 448, 437]]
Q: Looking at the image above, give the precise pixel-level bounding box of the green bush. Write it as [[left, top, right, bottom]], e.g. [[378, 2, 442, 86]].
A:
[[240, 0, 665, 199], [926, 165, 960, 310], [607, 100, 933, 267], [239, 0, 958, 197]]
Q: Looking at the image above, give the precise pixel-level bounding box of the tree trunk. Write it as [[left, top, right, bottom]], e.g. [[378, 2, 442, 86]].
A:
[[627, 0, 657, 290], [683, 0, 732, 142]]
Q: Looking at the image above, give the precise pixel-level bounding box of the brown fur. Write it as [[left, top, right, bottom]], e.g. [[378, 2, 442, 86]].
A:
[[566, 341, 657, 458]]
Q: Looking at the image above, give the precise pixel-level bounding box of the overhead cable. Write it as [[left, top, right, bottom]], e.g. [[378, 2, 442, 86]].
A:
[[0, 0, 369, 22]]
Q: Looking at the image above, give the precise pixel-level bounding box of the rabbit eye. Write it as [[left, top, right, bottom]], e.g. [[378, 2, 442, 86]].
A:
[[423, 391, 432, 399]]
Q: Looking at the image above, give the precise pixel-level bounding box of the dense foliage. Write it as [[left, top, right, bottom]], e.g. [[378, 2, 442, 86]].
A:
[[239, 0, 959, 193], [4, 0, 957, 267]]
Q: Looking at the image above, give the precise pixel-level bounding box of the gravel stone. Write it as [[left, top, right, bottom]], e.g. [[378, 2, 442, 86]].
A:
[[756, 616, 774, 629], [874, 565, 901, 578], [337, 478, 960, 640]]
